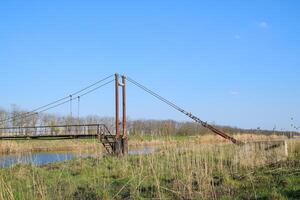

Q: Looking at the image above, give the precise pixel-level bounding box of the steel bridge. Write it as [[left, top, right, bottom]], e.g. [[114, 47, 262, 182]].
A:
[[0, 73, 243, 155], [0, 124, 117, 154]]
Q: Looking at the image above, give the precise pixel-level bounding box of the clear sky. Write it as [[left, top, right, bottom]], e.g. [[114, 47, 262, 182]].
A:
[[0, 0, 299, 131]]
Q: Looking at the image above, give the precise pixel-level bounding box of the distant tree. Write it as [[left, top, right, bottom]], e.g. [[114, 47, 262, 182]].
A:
[[0, 107, 9, 128], [0, 104, 298, 137]]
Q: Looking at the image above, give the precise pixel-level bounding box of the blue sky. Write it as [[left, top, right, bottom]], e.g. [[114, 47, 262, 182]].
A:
[[0, 0, 299, 131]]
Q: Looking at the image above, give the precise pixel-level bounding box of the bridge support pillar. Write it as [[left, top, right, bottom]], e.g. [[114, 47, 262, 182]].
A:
[[115, 73, 122, 155], [122, 75, 128, 155], [115, 139, 122, 155], [114, 73, 128, 156]]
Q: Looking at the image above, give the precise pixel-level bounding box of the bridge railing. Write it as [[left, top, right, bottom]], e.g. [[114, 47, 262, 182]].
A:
[[0, 124, 111, 137]]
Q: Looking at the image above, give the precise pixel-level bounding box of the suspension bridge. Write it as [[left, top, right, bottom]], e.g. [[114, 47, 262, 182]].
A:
[[0, 73, 243, 155]]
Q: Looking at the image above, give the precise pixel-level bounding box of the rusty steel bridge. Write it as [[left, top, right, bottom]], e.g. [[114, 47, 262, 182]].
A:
[[0, 124, 117, 154], [0, 73, 243, 155]]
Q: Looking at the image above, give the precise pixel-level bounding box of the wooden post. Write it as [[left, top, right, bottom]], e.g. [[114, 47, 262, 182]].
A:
[[122, 75, 128, 155]]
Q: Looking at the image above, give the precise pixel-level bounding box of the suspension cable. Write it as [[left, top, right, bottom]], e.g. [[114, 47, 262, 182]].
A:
[[126, 76, 203, 121], [79, 79, 114, 98], [126, 76, 243, 145], [0, 74, 114, 125], [2, 78, 115, 125]]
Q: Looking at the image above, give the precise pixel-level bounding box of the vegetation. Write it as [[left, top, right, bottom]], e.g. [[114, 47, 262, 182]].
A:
[[0, 139, 102, 155], [1, 106, 299, 199], [1, 106, 299, 138], [0, 140, 299, 200], [1, 133, 295, 155]]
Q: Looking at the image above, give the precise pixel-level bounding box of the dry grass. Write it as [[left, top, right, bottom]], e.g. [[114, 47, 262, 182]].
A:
[[0, 139, 103, 155], [0, 140, 298, 199], [129, 133, 290, 147], [0, 133, 293, 155]]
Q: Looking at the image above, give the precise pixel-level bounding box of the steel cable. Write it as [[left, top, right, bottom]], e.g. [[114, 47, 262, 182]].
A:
[[126, 76, 204, 123], [0, 77, 114, 125], [126, 76, 243, 145]]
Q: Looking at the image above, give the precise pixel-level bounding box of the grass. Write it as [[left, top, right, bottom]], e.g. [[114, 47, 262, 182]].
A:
[[0, 140, 299, 199], [0, 133, 293, 155]]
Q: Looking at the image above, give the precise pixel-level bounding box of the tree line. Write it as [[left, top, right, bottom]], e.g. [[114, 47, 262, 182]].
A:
[[0, 105, 298, 137]]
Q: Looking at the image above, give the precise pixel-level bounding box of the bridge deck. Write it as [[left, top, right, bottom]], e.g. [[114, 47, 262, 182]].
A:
[[0, 124, 109, 140], [0, 134, 99, 140], [0, 124, 117, 153]]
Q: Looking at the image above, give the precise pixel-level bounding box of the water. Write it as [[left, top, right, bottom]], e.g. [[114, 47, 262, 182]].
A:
[[0, 152, 76, 168], [0, 146, 157, 168]]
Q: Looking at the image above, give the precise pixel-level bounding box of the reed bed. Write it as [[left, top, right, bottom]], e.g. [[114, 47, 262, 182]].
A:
[[0, 140, 299, 200], [0, 134, 292, 155], [0, 139, 103, 155]]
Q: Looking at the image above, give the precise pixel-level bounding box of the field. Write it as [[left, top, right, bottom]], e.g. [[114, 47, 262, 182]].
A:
[[0, 138, 299, 200]]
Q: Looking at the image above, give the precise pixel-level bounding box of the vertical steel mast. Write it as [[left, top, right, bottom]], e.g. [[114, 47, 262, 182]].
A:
[[114, 73, 128, 155], [115, 73, 121, 154], [122, 75, 128, 155]]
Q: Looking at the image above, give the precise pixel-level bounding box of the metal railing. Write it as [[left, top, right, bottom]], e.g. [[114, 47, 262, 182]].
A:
[[0, 124, 112, 138]]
